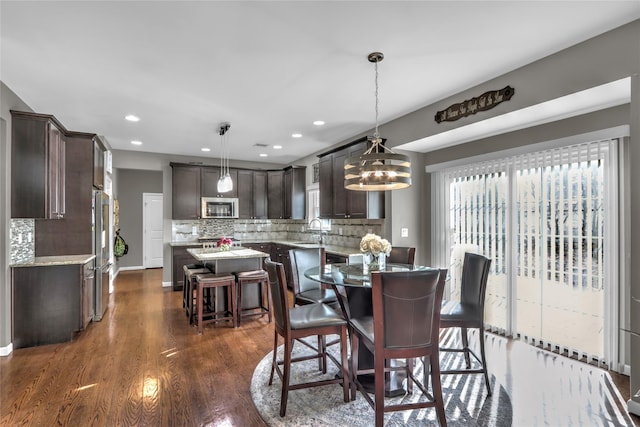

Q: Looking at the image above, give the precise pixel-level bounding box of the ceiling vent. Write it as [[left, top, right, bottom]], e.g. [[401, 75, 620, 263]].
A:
[[253, 143, 269, 147]]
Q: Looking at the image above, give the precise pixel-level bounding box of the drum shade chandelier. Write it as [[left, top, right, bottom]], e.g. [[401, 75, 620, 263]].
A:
[[344, 52, 411, 191], [217, 123, 233, 193]]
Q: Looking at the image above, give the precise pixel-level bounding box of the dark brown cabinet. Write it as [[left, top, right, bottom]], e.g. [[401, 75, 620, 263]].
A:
[[319, 155, 333, 218], [171, 164, 202, 219], [11, 111, 67, 219], [267, 170, 284, 219], [172, 245, 200, 290], [284, 166, 306, 220], [11, 259, 94, 349], [93, 137, 105, 190], [318, 138, 384, 219], [35, 131, 94, 257], [201, 167, 238, 198], [238, 170, 268, 219]]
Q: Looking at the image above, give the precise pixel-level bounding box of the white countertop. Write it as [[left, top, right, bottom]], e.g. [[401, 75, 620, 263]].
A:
[[186, 247, 269, 261]]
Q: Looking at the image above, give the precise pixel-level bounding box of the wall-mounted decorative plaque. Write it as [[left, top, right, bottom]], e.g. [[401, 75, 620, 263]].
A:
[[435, 85, 515, 123]]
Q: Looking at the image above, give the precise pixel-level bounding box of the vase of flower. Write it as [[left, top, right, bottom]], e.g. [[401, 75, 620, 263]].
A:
[[217, 237, 233, 251], [360, 233, 391, 273]]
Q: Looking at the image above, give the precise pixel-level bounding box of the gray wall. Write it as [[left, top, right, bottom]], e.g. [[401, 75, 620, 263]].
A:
[[114, 169, 163, 269], [0, 82, 33, 352]]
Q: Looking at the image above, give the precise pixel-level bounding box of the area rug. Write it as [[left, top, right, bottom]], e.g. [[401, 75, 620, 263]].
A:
[[250, 331, 635, 426]]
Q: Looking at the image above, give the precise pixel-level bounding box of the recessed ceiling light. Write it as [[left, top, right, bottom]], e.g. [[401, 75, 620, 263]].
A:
[[291, 133, 302, 138], [201, 148, 211, 152], [125, 115, 140, 122], [313, 120, 325, 126], [131, 140, 143, 146], [273, 145, 282, 150], [259, 153, 268, 157]]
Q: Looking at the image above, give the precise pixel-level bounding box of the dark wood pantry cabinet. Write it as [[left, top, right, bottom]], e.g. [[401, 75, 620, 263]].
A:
[[11, 111, 67, 219]]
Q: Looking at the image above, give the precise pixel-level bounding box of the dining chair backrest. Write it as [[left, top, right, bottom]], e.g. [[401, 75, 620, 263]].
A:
[[460, 252, 492, 309], [370, 269, 447, 350], [289, 247, 326, 295], [264, 257, 289, 334], [387, 246, 416, 265]]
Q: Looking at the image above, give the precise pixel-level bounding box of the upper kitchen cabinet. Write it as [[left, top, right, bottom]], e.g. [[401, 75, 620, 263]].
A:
[[267, 170, 284, 219], [171, 163, 201, 219], [318, 138, 384, 219], [93, 137, 105, 190], [201, 166, 238, 198], [283, 166, 306, 219], [238, 169, 267, 219], [11, 111, 67, 219]]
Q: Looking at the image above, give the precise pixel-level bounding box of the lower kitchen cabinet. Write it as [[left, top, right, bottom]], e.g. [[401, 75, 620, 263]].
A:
[[11, 258, 95, 349]]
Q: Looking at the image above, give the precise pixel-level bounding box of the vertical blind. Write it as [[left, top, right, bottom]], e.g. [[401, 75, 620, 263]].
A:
[[432, 138, 618, 364]]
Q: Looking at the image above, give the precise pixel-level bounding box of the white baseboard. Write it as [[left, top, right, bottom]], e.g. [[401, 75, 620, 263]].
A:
[[0, 342, 13, 357], [628, 398, 640, 416], [162, 281, 172, 288], [118, 265, 145, 271]]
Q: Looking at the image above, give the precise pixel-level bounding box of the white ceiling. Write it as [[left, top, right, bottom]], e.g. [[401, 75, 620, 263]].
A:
[[2, 1, 639, 166]]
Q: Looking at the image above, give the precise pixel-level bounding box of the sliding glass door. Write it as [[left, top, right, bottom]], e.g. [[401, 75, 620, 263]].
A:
[[435, 138, 618, 363]]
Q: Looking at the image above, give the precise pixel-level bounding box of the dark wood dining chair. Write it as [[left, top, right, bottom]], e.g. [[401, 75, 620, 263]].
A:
[[288, 247, 338, 307], [350, 268, 448, 427], [439, 252, 492, 395], [264, 257, 349, 417], [387, 246, 416, 265]]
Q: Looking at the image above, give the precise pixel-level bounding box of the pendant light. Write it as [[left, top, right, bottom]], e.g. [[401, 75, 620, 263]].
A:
[[217, 123, 233, 193], [344, 52, 411, 191]]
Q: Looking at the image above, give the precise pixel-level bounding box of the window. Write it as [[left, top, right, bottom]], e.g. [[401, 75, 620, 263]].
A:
[[433, 137, 621, 366], [307, 188, 331, 230]]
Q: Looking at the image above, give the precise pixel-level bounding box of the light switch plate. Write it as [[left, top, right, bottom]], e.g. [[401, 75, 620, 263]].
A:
[[401, 227, 408, 237]]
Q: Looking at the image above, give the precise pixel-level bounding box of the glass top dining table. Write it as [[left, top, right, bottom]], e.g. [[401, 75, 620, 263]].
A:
[[303, 262, 434, 288]]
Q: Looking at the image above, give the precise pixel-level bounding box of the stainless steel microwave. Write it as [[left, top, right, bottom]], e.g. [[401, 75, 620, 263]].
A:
[[201, 197, 239, 218]]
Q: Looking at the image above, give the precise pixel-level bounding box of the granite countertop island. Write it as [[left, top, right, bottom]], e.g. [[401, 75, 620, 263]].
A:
[[186, 247, 269, 261], [10, 254, 96, 268]]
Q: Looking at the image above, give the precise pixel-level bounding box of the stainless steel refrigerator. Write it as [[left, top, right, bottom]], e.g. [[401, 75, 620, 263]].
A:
[[93, 190, 111, 321]]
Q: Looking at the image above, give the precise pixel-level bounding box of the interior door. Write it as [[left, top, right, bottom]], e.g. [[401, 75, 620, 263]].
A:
[[143, 193, 164, 269]]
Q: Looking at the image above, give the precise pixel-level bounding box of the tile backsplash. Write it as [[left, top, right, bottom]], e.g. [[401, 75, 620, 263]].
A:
[[10, 219, 35, 264], [172, 218, 384, 248]]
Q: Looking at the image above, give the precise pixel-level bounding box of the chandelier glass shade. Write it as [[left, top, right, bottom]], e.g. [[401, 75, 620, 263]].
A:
[[344, 52, 411, 191], [217, 123, 233, 193]]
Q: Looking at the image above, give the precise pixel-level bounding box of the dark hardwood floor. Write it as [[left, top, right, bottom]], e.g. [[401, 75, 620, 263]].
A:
[[1, 268, 638, 426]]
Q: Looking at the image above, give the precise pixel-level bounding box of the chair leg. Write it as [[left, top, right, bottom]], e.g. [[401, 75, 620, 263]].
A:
[[264, 279, 273, 323], [268, 331, 278, 386], [197, 282, 203, 334], [429, 353, 447, 427], [279, 339, 293, 417], [374, 350, 385, 427], [478, 326, 492, 396], [350, 330, 359, 401], [236, 280, 242, 326], [339, 326, 349, 403], [461, 327, 471, 368], [406, 358, 414, 394]]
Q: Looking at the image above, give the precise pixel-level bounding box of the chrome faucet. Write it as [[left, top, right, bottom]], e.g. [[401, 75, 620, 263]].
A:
[[308, 218, 325, 245]]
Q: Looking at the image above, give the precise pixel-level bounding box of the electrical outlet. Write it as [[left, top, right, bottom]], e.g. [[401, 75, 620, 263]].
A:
[[401, 227, 408, 237]]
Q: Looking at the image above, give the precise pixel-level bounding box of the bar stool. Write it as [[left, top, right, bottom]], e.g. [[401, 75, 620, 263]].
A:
[[234, 269, 271, 326], [194, 272, 237, 333], [183, 264, 210, 323]]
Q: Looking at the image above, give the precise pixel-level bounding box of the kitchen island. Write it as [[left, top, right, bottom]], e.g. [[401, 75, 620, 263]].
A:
[[186, 247, 270, 316]]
